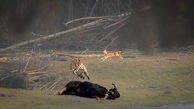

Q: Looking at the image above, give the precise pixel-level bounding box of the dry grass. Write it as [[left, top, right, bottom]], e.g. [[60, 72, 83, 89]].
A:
[[0, 50, 194, 109]]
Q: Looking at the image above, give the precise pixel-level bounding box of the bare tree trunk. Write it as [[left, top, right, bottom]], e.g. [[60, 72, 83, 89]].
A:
[[86, 0, 99, 23]]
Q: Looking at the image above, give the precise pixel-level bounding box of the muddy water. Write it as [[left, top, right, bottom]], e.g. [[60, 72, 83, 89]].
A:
[[125, 103, 194, 109]]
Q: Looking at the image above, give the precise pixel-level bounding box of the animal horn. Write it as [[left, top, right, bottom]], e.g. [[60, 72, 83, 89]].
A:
[[112, 83, 118, 90]]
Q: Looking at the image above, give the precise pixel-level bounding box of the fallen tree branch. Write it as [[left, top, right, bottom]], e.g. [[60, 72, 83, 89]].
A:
[[29, 75, 43, 81], [81, 48, 89, 54], [0, 75, 9, 81], [65, 17, 109, 26], [27, 65, 48, 73], [40, 82, 50, 90], [27, 71, 47, 75], [31, 32, 44, 36], [0, 12, 133, 53], [0, 19, 105, 53], [53, 52, 102, 58], [23, 56, 31, 73], [48, 78, 62, 91], [65, 12, 132, 26], [104, 17, 128, 29], [98, 20, 128, 43]]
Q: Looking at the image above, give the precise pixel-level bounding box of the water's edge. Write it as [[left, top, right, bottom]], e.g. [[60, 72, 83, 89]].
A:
[[124, 103, 194, 109]]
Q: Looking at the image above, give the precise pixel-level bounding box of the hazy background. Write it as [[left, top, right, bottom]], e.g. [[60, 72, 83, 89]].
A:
[[0, 0, 194, 52]]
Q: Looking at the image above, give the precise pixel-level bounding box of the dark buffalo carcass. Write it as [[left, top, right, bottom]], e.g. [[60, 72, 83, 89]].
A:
[[58, 81, 120, 100]]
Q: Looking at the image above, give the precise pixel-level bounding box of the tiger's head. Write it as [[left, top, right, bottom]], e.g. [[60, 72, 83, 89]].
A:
[[72, 57, 80, 63]]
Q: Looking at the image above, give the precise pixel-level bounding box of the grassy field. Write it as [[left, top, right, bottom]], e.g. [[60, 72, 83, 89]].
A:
[[0, 51, 194, 109]]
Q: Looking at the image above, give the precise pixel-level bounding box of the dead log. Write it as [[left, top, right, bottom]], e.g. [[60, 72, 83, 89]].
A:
[[27, 65, 49, 73], [23, 57, 31, 73], [49, 78, 62, 91], [104, 17, 128, 29], [40, 82, 50, 90], [0, 12, 133, 53], [0, 19, 105, 53], [65, 12, 132, 25], [53, 52, 102, 58], [27, 72, 47, 75]]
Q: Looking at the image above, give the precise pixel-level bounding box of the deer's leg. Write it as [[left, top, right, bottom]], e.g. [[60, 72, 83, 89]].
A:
[[101, 57, 108, 61], [120, 56, 123, 59]]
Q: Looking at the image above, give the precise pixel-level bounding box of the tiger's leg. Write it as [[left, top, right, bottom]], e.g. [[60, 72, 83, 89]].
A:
[[78, 72, 85, 80], [74, 69, 85, 80], [84, 72, 90, 80], [83, 67, 90, 80], [73, 66, 81, 76]]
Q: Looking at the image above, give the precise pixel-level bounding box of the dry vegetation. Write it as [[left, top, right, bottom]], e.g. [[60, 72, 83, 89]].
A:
[[0, 49, 194, 109]]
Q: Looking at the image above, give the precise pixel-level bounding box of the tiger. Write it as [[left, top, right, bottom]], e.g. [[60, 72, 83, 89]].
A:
[[101, 49, 123, 61], [70, 58, 90, 80]]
